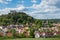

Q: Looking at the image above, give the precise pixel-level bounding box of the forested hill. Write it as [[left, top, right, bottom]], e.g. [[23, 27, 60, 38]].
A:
[[41, 19, 60, 23], [0, 11, 35, 26], [0, 10, 60, 26]]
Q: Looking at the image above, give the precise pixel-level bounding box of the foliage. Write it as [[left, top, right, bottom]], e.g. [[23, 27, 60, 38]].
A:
[[16, 33, 26, 38], [30, 28, 35, 38], [0, 11, 34, 26]]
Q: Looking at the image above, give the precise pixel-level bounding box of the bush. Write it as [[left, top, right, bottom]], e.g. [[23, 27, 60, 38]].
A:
[[55, 34, 60, 38], [30, 28, 35, 38], [15, 32, 25, 38]]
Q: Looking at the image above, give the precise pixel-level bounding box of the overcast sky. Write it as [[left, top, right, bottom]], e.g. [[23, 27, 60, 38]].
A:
[[0, 0, 60, 19]]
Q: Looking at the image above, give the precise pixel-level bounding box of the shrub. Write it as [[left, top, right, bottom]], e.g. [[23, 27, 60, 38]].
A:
[[15, 33, 25, 38], [30, 28, 35, 38]]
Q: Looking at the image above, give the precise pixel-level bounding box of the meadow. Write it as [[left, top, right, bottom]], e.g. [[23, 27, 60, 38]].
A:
[[2, 38, 60, 40]]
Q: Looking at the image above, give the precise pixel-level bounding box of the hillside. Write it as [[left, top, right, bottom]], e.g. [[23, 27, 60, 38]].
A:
[[41, 19, 60, 23], [0, 10, 60, 27], [0, 11, 35, 26]]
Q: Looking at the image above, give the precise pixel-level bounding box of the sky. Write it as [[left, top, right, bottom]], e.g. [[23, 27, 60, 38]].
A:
[[0, 0, 60, 19]]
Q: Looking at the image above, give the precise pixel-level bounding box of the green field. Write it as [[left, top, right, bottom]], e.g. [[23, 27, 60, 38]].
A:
[[2, 38, 60, 40]]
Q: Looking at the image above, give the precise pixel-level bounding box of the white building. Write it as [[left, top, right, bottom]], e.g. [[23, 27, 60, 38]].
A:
[[34, 31, 40, 38], [0, 26, 3, 29]]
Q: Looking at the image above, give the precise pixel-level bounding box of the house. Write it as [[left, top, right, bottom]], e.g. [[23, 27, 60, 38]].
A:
[[9, 25, 16, 29], [2, 27, 8, 33], [18, 24, 24, 29], [45, 32, 53, 37], [51, 27, 59, 32], [15, 27, 25, 34], [42, 32, 46, 38], [24, 27, 29, 30], [56, 31, 60, 35], [0, 29, 4, 37], [0, 26, 3, 29], [10, 24, 24, 28], [6, 32, 13, 37], [34, 31, 40, 38], [24, 31, 30, 38], [1, 26, 8, 36]]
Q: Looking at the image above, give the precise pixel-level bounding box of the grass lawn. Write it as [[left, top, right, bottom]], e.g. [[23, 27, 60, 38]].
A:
[[2, 38, 60, 40]]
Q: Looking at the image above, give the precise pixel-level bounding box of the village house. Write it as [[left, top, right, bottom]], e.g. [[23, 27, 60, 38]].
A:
[[52, 23, 60, 31], [16, 27, 25, 34], [34, 31, 40, 38], [0, 29, 4, 37], [0, 26, 3, 29], [6, 32, 13, 38]]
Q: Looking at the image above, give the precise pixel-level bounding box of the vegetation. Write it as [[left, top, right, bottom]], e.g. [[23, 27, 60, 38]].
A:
[[0, 11, 34, 26], [3, 38, 60, 40], [0, 10, 59, 27], [0, 10, 43, 28], [0, 10, 60, 39]]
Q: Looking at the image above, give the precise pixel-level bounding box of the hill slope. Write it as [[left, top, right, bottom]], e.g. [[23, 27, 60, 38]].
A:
[[0, 11, 34, 26]]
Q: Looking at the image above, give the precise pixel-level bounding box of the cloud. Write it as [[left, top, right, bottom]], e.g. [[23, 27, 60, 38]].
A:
[[30, 0, 59, 12], [27, 0, 60, 19], [31, 0, 37, 3], [0, 0, 60, 19], [0, 5, 25, 15], [6, 0, 12, 1], [0, 0, 8, 4], [0, 0, 12, 4]]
